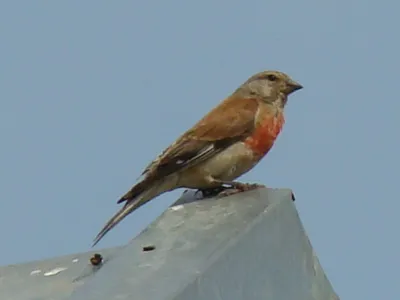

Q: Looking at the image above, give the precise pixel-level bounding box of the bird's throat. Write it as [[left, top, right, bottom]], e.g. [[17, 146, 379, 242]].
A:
[[244, 113, 285, 156]]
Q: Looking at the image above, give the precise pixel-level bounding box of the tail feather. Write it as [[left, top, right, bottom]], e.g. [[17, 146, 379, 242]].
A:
[[92, 179, 171, 247], [117, 179, 149, 204], [92, 193, 154, 247], [92, 200, 139, 247]]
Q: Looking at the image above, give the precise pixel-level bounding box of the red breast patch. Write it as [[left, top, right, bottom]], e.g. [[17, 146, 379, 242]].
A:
[[244, 114, 285, 156]]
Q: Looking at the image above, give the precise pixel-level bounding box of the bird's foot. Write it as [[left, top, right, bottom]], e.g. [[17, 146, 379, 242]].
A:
[[216, 188, 242, 198], [216, 182, 266, 198], [197, 182, 266, 199], [202, 182, 296, 201], [198, 186, 228, 198], [229, 182, 266, 191]]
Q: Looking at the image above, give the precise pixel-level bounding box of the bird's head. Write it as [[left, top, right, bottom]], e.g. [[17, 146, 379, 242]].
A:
[[237, 70, 303, 106]]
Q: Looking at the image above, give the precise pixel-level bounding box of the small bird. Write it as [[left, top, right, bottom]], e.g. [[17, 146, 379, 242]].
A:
[[92, 70, 302, 246]]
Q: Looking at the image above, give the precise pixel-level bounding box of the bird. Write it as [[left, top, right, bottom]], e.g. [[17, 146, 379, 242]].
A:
[[92, 70, 303, 246]]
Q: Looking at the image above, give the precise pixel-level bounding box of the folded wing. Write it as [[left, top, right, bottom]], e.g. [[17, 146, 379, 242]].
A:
[[118, 96, 259, 203]]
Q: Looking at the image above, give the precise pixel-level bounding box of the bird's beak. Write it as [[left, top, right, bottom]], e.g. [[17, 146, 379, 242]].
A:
[[286, 79, 303, 94]]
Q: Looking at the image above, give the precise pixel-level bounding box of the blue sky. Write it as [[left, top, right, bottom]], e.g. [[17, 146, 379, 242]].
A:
[[1, 1, 399, 299]]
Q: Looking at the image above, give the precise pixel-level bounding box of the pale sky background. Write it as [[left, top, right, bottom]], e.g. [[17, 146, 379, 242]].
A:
[[1, 1, 399, 299]]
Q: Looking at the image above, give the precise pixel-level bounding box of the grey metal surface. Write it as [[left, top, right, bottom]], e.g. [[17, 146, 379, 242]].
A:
[[0, 188, 339, 300], [0, 246, 121, 300]]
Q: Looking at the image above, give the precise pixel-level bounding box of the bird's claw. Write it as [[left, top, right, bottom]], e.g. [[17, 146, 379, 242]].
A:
[[230, 182, 266, 192], [198, 183, 266, 199], [198, 186, 227, 198], [216, 188, 242, 198], [216, 182, 266, 198]]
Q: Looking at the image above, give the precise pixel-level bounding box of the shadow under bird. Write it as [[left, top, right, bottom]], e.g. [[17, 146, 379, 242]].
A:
[[92, 70, 303, 247]]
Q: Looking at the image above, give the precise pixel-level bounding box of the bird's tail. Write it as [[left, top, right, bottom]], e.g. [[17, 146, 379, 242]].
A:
[[92, 179, 171, 247]]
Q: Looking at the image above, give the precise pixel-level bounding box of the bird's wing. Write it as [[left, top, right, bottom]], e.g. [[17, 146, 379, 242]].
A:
[[146, 96, 259, 178], [118, 96, 259, 203]]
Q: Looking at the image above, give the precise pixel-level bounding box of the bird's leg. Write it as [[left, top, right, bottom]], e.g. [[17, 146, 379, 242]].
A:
[[219, 180, 265, 191], [212, 180, 266, 198], [197, 178, 267, 199], [217, 180, 296, 201], [198, 186, 228, 198]]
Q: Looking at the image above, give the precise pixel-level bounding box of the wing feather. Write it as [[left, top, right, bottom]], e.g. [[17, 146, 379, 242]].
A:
[[147, 96, 259, 177], [118, 96, 259, 203]]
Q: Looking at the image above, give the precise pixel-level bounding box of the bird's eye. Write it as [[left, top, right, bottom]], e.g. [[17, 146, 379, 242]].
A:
[[266, 74, 277, 81]]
